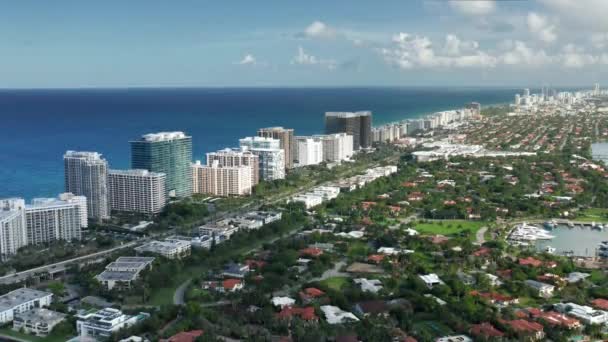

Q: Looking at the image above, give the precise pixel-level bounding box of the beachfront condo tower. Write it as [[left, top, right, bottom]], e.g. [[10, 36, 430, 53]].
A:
[[324, 111, 372, 150], [64, 151, 110, 220], [130, 132, 193, 198]]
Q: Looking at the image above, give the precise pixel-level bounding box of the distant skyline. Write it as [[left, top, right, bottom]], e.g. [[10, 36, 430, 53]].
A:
[[1, 0, 607, 88]]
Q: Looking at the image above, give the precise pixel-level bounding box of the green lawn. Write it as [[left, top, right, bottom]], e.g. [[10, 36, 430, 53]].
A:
[[320, 276, 350, 291], [0, 327, 70, 342], [413, 220, 486, 237], [576, 208, 608, 222]]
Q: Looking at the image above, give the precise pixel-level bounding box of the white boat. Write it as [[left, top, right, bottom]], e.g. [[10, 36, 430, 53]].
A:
[[593, 222, 604, 230], [508, 222, 555, 242], [544, 246, 556, 254]]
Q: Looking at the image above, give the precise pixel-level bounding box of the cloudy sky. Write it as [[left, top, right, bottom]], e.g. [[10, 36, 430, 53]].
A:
[[2, 0, 607, 87]]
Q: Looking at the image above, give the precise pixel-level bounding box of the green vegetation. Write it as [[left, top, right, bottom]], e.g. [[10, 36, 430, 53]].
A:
[[575, 208, 608, 222], [413, 220, 486, 237], [320, 276, 349, 291], [0, 327, 70, 342]]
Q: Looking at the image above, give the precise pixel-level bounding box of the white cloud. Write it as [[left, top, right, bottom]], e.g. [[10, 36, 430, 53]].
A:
[[443, 34, 479, 56], [236, 54, 257, 66], [538, 0, 608, 31], [448, 0, 496, 16], [380, 32, 608, 71], [560, 44, 598, 68], [380, 33, 497, 69], [590, 33, 608, 49], [291, 47, 337, 70], [300, 21, 336, 39], [499, 40, 553, 66], [527, 12, 557, 43]]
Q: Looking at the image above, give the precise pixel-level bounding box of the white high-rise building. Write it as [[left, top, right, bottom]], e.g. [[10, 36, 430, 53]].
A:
[[295, 136, 323, 167], [239, 137, 285, 181], [206, 148, 260, 185], [0, 199, 27, 258], [313, 133, 354, 162], [25, 193, 87, 245], [108, 169, 167, 215], [192, 160, 253, 196], [64, 151, 110, 220]]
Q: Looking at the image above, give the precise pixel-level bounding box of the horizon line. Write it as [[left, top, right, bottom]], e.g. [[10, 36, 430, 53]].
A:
[[0, 84, 594, 91]]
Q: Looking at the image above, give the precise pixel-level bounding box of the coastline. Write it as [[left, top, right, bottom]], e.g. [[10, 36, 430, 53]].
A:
[[0, 88, 517, 199], [372, 101, 510, 128]]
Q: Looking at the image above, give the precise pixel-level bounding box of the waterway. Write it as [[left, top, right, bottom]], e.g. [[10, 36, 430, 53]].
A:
[[592, 142, 608, 164], [535, 225, 608, 257]]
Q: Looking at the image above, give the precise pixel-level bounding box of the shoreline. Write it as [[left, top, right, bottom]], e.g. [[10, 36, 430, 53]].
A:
[[372, 101, 510, 128]]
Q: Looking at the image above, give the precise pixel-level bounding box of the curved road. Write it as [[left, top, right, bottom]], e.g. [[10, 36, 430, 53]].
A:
[[476, 226, 487, 245], [173, 279, 191, 305]]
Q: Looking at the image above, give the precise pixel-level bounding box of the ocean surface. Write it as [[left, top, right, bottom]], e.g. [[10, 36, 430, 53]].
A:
[[0, 87, 519, 199], [536, 226, 608, 257], [592, 142, 608, 164]]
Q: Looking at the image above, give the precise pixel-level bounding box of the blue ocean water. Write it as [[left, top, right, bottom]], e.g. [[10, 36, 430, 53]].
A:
[[0, 87, 518, 199]]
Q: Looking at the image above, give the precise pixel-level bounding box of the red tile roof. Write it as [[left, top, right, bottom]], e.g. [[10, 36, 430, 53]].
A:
[[519, 257, 543, 267], [278, 306, 318, 321], [162, 330, 204, 342], [300, 247, 324, 257], [592, 298, 608, 310], [504, 319, 544, 334], [470, 291, 517, 304], [367, 254, 386, 263], [472, 247, 492, 257], [222, 278, 242, 291], [470, 322, 504, 338], [302, 287, 325, 298]]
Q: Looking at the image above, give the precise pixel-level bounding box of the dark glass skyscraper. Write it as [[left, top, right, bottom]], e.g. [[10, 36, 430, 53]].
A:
[[130, 132, 192, 198], [324, 111, 372, 149]]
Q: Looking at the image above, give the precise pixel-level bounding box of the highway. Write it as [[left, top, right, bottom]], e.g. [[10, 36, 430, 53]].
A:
[[0, 241, 140, 285]]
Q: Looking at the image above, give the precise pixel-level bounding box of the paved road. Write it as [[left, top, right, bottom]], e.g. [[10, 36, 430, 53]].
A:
[[173, 278, 192, 305], [475, 226, 488, 245], [171, 156, 402, 305], [0, 241, 140, 285], [312, 260, 349, 282]]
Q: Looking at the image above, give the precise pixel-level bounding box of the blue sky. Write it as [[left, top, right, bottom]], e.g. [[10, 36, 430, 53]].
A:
[[1, 0, 607, 88]]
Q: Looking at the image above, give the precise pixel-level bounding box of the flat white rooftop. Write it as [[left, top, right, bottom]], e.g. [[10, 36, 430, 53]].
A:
[[138, 132, 188, 142], [0, 288, 52, 313]]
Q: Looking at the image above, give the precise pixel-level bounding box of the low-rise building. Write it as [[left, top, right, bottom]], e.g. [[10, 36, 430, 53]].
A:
[[320, 305, 359, 324], [525, 280, 555, 298], [501, 319, 545, 341], [76, 308, 150, 340], [96, 257, 155, 290], [222, 263, 250, 279], [555, 302, 608, 325], [198, 223, 238, 241], [353, 300, 389, 317], [13, 308, 66, 336], [0, 288, 53, 324], [135, 238, 191, 259], [419, 274, 444, 289], [271, 296, 296, 309], [354, 278, 383, 293]]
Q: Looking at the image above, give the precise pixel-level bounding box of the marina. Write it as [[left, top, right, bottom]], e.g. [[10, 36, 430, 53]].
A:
[[508, 220, 608, 257], [535, 224, 608, 257]]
